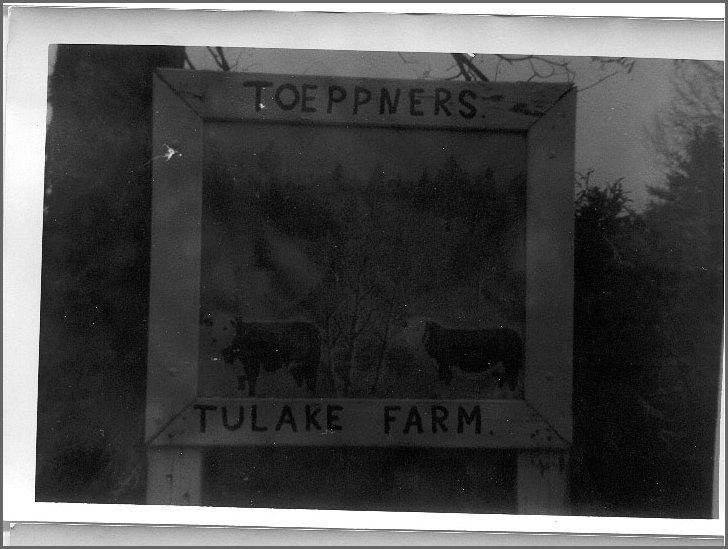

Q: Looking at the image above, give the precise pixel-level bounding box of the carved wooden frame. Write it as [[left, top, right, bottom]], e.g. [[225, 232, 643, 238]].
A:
[[146, 69, 575, 514]]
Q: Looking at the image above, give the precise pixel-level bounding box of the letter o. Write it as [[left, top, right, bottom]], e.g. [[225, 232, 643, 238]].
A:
[[274, 84, 300, 111]]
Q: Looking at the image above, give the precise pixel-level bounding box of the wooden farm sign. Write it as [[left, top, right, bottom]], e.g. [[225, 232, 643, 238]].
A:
[[147, 69, 576, 514]]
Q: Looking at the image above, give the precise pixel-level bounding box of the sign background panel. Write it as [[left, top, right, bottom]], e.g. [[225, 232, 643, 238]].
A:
[[199, 121, 528, 401]]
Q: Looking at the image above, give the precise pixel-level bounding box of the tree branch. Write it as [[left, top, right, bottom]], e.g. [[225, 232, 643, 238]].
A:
[[183, 52, 197, 71], [206, 46, 232, 71], [451, 53, 489, 82], [578, 70, 623, 92]]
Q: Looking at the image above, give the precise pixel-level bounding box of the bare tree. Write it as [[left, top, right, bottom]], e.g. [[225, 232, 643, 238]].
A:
[[367, 277, 408, 395], [444, 53, 637, 91], [331, 255, 379, 397], [303, 187, 413, 398], [206, 46, 231, 71], [194, 46, 637, 93], [648, 60, 724, 171]]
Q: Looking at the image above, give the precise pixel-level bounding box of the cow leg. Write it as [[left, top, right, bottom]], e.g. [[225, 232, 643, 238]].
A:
[[303, 360, 318, 395], [506, 347, 523, 390], [236, 374, 247, 393], [505, 361, 518, 390], [244, 361, 259, 397], [492, 366, 506, 388], [438, 362, 452, 384], [289, 363, 304, 387]]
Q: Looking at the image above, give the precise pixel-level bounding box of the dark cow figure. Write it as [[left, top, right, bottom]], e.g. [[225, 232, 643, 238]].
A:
[[422, 321, 523, 390], [222, 319, 321, 397]]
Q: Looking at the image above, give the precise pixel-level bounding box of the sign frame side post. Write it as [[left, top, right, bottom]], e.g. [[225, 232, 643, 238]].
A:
[[518, 88, 577, 515], [146, 73, 204, 506]]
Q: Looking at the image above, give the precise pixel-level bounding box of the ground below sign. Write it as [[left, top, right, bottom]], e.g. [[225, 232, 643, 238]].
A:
[[202, 446, 518, 513]]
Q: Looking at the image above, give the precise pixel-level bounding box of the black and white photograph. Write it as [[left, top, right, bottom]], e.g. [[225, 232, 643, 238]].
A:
[[3, 4, 725, 544]]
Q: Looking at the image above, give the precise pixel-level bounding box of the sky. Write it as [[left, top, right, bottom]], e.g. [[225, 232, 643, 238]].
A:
[[45, 40, 720, 211], [186, 49, 687, 210]]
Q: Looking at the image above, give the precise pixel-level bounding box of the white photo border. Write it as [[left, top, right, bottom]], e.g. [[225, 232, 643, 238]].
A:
[[4, 3, 724, 540]]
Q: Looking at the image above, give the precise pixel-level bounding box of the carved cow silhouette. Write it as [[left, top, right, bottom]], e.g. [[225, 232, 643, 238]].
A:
[[222, 319, 321, 397], [422, 320, 522, 390]]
